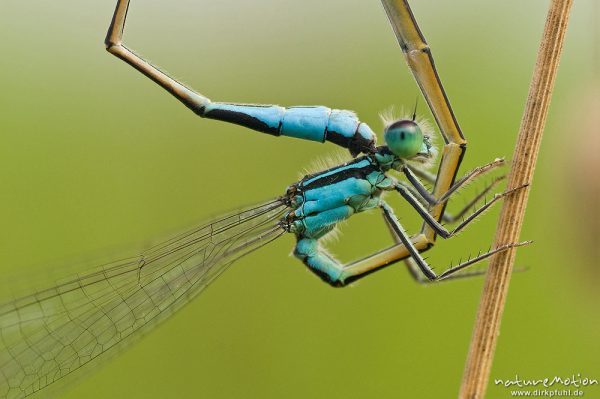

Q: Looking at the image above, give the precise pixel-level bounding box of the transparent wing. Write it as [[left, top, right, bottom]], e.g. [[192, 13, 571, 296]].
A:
[[0, 198, 288, 399]]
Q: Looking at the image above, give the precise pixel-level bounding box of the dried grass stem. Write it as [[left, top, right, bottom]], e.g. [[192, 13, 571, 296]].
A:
[[458, 1, 574, 398]]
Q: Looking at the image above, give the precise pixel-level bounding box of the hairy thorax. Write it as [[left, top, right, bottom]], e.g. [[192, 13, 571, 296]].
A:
[[283, 156, 395, 239]]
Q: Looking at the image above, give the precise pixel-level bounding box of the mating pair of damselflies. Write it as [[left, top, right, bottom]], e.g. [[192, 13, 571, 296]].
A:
[[0, 1, 529, 397]]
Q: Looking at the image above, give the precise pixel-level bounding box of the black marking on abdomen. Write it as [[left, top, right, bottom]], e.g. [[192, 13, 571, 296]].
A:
[[203, 109, 280, 135]]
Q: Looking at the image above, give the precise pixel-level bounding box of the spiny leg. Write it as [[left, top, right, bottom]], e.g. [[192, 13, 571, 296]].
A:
[[405, 250, 525, 283], [394, 182, 528, 239], [441, 175, 506, 224], [380, 206, 430, 283], [382, 208, 500, 282], [379, 202, 530, 281], [407, 164, 437, 186], [402, 158, 506, 206], [435, 159, 506, 204], [398, 175, 506, 224]]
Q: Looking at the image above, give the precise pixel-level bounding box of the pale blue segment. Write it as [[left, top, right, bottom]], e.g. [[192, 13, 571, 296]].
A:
[[302, 178, 372, 212], [280, 106, 330, 142], [303, 206, 354, 236], [301, 196, 347, 216], [294, 238, 343, 282], [295, 238, 319, 257], [203, 103, 285, 132], [326, 109, 359, 138], [301, 181, 370, 216]]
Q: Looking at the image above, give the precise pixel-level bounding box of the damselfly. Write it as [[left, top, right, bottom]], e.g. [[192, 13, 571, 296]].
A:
[[0, 1, 530, 398]]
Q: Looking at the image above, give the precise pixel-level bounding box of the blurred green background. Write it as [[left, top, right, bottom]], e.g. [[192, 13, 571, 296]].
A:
[[0, 0, 598, 398]]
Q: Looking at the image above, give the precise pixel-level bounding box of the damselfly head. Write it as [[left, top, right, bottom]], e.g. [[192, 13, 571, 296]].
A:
[[379, 107, 436, 167], [383, 119, 432, 161]]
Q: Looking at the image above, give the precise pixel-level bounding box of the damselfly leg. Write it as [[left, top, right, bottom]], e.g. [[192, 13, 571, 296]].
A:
[[402, 158, 506, 206], [397, 174, 507, 224], [395, 156, 507, 224], [378, 202, 530, 281]]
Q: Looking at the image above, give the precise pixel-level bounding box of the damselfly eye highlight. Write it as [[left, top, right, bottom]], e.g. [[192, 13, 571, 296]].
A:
[[384, 120, 424, 158]]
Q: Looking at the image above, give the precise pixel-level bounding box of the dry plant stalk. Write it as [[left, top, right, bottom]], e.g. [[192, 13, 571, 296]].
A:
[[458, 1, 574, 398]]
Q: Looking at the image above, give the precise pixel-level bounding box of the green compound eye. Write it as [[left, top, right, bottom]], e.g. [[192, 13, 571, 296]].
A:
[[384, 120, 424, 158]]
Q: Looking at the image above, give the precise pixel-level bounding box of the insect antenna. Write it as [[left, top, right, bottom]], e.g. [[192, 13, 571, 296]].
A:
[[412, 96, 419, 121]]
